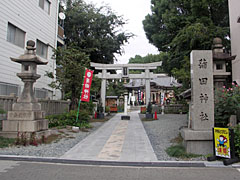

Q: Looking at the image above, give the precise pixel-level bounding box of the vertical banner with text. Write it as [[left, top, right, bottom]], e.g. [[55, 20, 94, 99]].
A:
[[81, 69, 93, 102]]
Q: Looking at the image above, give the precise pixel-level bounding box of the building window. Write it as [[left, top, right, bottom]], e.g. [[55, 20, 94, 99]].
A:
[[0, 82, 19, 96], [39, 0, 50, 14], [35, 88, 48, 99], [36, 40, 48, 59], [7, 23, 25, 48]]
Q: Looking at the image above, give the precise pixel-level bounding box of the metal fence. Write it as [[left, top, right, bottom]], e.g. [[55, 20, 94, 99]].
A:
[[152, 104, 189, 114]]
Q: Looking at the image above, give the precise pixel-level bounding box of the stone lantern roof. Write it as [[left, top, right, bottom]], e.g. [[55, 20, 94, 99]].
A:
[[212, 37, 236, 61], [10, 40, 48, 65]]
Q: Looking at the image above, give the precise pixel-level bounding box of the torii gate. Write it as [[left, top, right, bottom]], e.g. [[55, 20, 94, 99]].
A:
[[90, 62, 165, 112]]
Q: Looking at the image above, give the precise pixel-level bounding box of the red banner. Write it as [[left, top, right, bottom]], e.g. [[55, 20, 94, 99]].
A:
[[81, 69, 93, 102]]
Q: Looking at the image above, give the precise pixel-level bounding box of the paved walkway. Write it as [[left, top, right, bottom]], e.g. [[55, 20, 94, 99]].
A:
[[61, 111, 157, 162]]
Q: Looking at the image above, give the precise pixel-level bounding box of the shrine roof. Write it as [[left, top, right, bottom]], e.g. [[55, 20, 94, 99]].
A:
[[124, 76, 182, 89]]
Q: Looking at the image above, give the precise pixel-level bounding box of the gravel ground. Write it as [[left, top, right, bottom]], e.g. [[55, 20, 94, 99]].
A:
[[142, 114, 206, 161], [0, 122, 103, 157]]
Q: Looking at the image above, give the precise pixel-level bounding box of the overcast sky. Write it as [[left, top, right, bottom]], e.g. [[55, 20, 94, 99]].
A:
[[85, 0, 159, 64]]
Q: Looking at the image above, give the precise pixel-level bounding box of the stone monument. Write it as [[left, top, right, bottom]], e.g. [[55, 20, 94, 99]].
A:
[[181, 50, 214, 155], [2, 40, 49, 138]]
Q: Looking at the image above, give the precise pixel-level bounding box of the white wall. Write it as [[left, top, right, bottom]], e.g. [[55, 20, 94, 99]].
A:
[[229, 0, 240, 84], [0, 0, 61, 99]]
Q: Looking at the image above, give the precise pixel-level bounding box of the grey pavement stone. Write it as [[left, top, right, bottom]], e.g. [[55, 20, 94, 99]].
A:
[[61, 111, 158, 162]]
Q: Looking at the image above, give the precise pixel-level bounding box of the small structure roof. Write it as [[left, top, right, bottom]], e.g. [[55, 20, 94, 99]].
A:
[[124, 76, 182, 89]]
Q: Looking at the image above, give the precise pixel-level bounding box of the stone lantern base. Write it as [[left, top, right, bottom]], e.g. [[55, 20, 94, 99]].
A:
[[1, 102, 49, 138]]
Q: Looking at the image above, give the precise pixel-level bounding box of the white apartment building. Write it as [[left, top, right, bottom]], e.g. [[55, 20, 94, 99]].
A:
[[229, 0, 240, 84], [0, 0, 62, 99]]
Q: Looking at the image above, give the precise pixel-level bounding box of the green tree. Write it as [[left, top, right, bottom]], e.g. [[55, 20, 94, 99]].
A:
[[65, 0, 133, 64], [48, 0, 133, 108], [143, 0, 229, 88], [106, 80, 125, 97], [128, 54, 165, 73], [49, 46, 90, 110]]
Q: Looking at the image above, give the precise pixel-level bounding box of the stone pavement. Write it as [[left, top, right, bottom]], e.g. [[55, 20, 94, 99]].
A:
[[61, 111, 157, 162]]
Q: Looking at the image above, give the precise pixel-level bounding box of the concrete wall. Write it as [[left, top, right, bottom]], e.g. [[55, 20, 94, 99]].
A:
[[0, 95, 70, 119], [229, 0, 240, 84], [0, 0, 61, 99]]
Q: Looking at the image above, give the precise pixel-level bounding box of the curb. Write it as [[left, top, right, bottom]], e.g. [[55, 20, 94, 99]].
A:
[[1, 155, 237, 168], [1, 155, 239, 168], [0, 155, 206, 167]]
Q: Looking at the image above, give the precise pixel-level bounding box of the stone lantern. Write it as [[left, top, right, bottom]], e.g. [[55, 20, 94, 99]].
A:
[[212, 38, 236, 88], [2, 40, 49, 137]]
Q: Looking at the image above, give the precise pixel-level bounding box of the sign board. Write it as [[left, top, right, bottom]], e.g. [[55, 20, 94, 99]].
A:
[[213, 127, 231, 158], [81, 69, 93, 102]]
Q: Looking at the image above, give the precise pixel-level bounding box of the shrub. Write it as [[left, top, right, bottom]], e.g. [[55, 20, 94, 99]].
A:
[[146, 101, 152, 114], [105, 106, 110, 113], [117, 105, 124, 112], [166, 144, 186, 157], [80, 101, 95, 115], [46, 110, 90, 128], [0, 136, 15, 148], [234, 124, 240, 158], [166, 144, 200, 158], [0, 106, 5, 114], [215, 83, 240, 127]]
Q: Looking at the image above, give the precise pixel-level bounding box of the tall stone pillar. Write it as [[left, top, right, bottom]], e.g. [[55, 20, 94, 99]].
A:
[[145, 69, 151, 105], [181, 50, 214, 155], [101, 69, 106, 112]]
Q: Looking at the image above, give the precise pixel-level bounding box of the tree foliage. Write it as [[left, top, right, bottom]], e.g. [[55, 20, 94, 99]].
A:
[[52, 46, 90, 110], [143, 0, 229, 88], [65, 0, 133, 64], [49, 0, 133, 109], [106, 80, 125, 97], [128, 54, 166, 73]]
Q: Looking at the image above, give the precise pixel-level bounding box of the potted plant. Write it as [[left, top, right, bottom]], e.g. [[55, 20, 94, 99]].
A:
[[97, 101, 104, 119], [141, 106, 146, 114], [146, 101, 153, 119], [105, 106, 110, 115]]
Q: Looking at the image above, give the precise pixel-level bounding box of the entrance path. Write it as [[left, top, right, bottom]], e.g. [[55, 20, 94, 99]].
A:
[[61, 111, 157, 162]]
